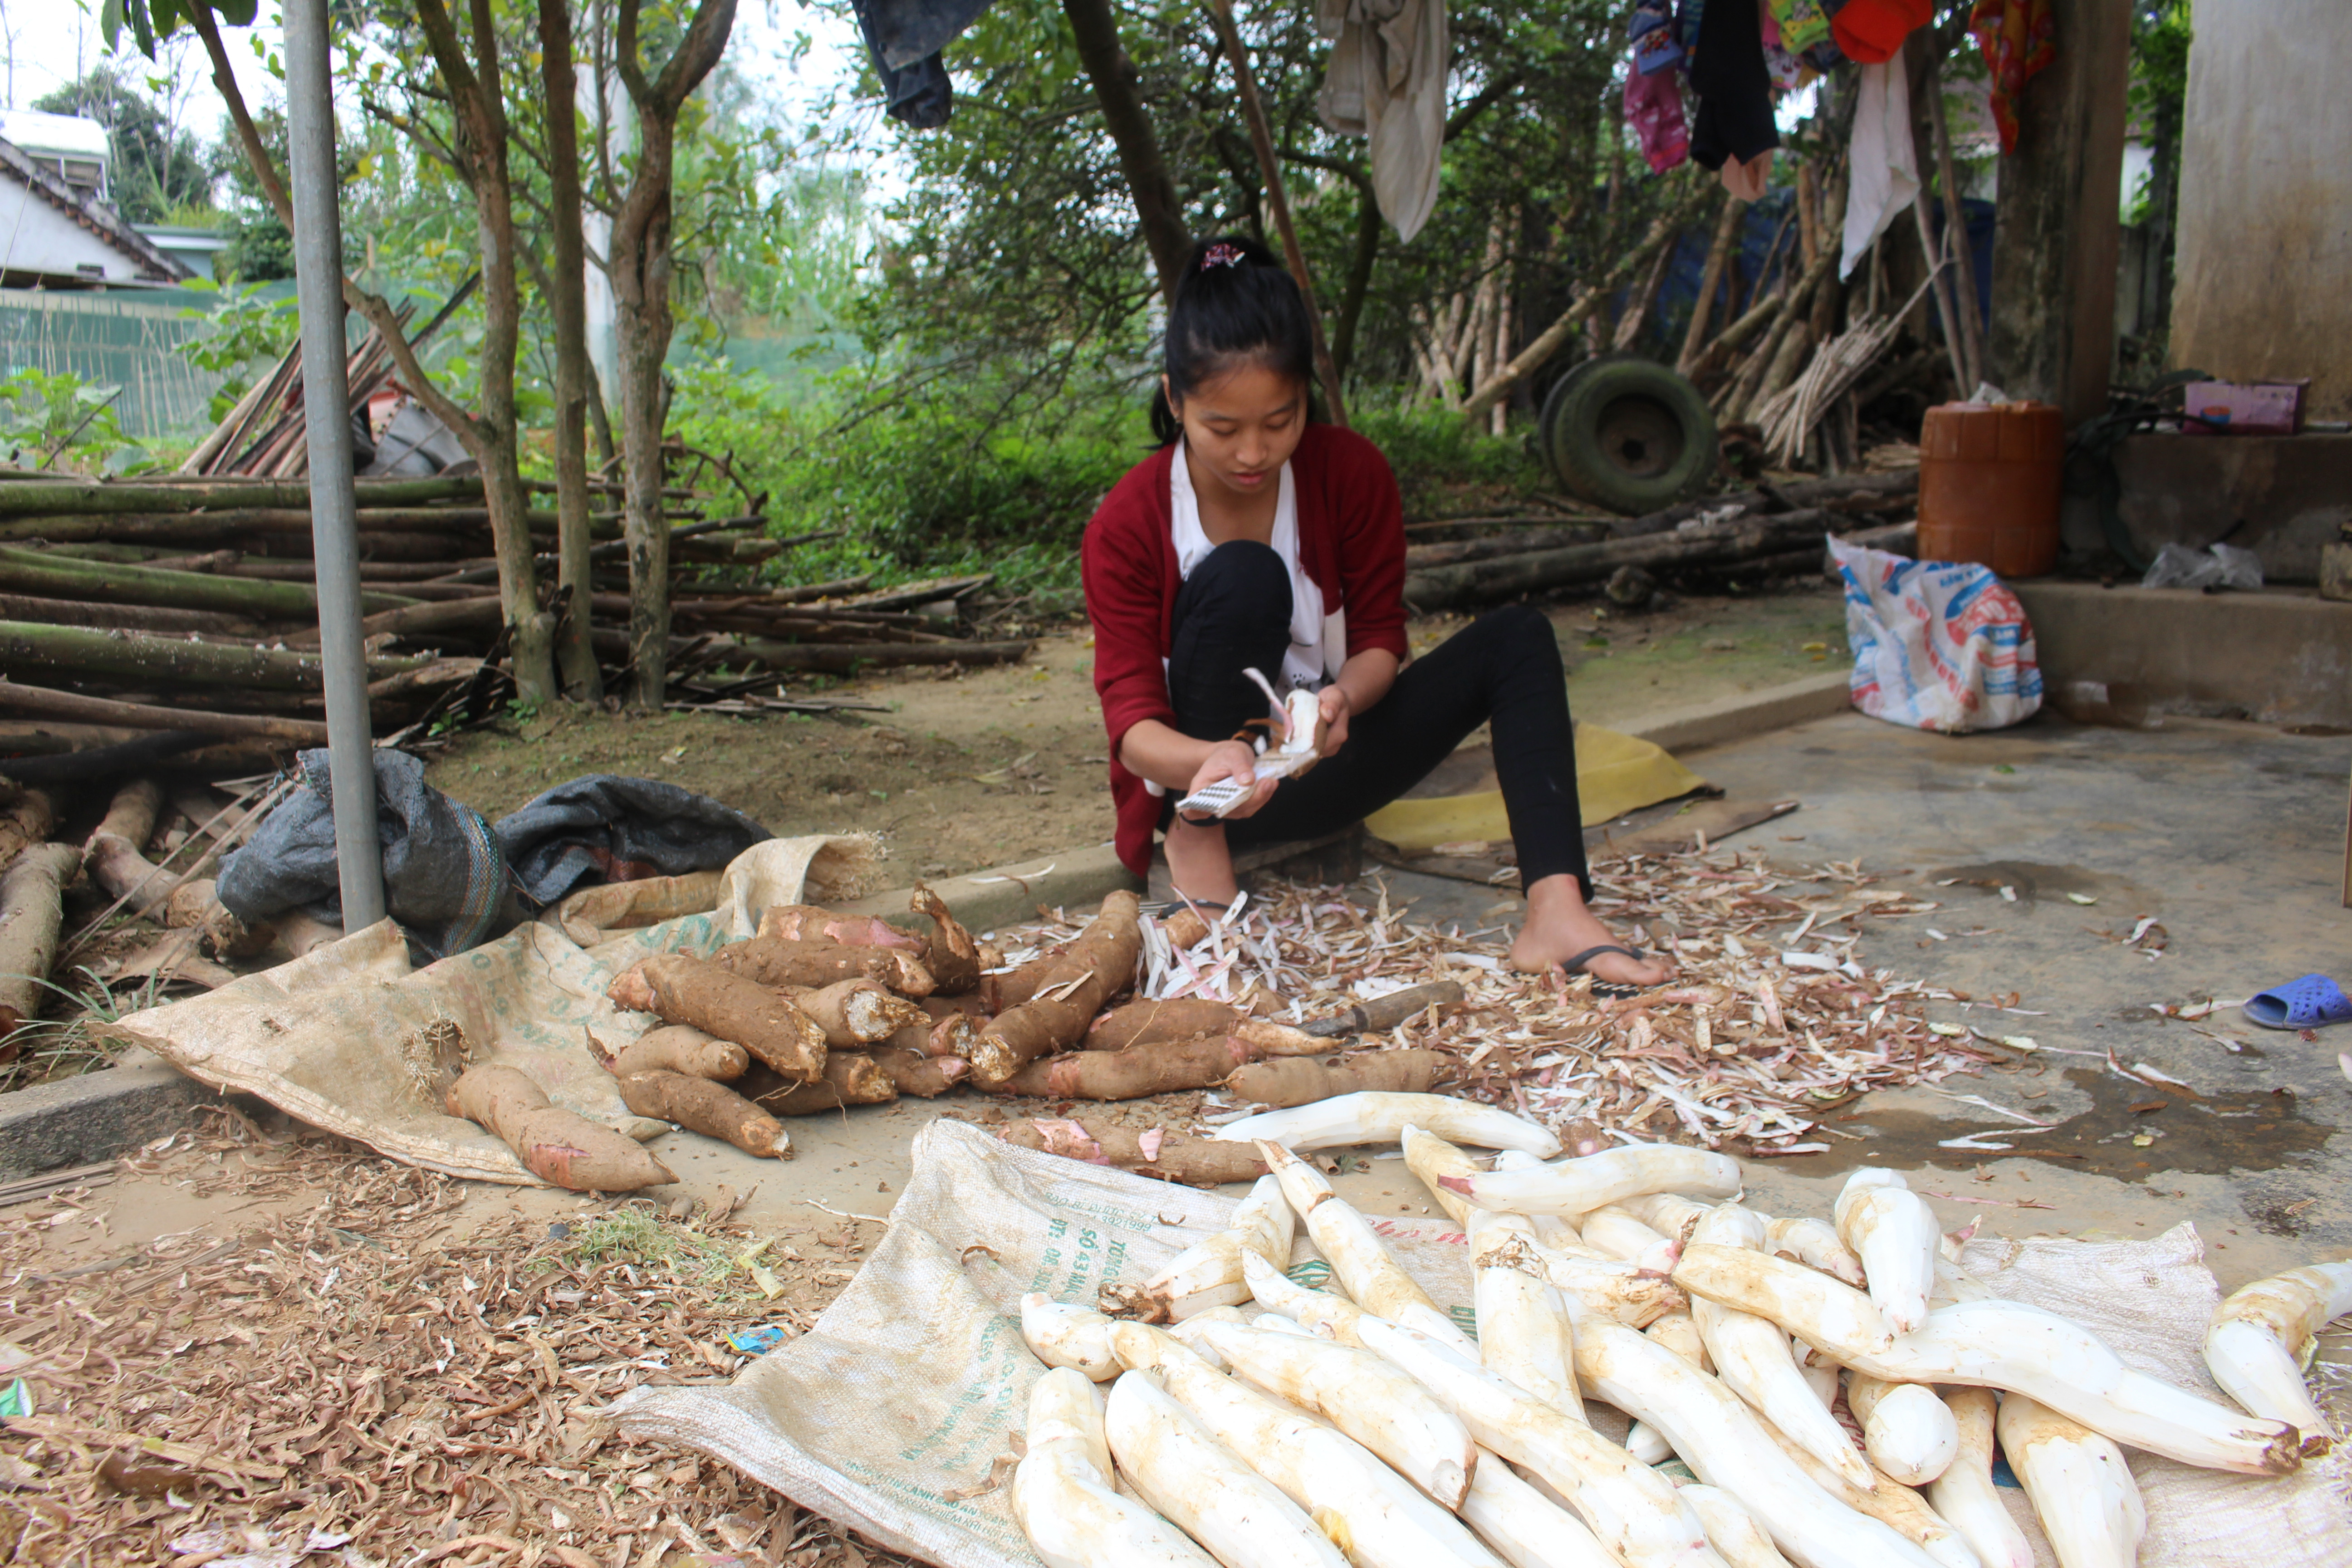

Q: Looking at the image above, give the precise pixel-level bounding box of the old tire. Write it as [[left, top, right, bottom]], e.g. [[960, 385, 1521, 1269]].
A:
[[1534, 352, 1634, 477], [1543, 358, 1717, 516]]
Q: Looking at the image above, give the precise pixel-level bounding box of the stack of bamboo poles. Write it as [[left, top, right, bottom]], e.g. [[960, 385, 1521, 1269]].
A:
[[1400, 471, 1919, 611], [182, 301, 419, 478], [0, 471, 1029, 770]]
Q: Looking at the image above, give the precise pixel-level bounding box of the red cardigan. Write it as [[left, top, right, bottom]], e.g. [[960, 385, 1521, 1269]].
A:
[[1082, 423, 1409, 877]]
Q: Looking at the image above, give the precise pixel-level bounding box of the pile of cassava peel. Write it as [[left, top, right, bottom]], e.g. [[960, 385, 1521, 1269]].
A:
[[1015, 1098, 2348, 1568]]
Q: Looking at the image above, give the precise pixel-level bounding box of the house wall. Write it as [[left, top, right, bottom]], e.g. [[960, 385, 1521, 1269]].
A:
[[0, 181, 147, 282], [0, 289, 218, 439], [2172, 0, 2352, 418]]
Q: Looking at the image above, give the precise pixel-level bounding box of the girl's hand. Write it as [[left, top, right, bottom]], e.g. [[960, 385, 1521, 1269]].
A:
[[1318, 683, 1354, 755], [1181, 739, 1277, 821]]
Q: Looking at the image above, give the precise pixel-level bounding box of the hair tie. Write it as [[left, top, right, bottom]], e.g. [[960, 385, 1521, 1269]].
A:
[[1201, 243, 1245, 271]]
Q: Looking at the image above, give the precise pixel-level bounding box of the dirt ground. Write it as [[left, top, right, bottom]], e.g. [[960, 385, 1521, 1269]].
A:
[[423, 585, 1853, 882]]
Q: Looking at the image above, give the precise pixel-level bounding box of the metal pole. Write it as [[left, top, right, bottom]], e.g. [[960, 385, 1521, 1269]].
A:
[[285, 0, 386, 931]]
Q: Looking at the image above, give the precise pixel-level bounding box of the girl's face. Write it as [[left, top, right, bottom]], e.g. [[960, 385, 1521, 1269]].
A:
[[1166, 362, 1308, 505]]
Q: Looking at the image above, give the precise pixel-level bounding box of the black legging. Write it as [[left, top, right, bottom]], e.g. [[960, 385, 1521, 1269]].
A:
[[1165, 540, 1592, 897]]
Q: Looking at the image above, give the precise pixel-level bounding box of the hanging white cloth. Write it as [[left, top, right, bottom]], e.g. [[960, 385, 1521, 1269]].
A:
[[1316, 0, 1448, 243], [1841, 59, 1921, 279]]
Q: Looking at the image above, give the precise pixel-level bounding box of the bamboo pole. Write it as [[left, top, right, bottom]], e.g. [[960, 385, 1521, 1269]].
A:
[[1678, 195, 1746, 375], [0, 682, 331, 744], [0, 620, 428, 690], [0, 546, 415, 618], [1203, 0, 1350, 427]]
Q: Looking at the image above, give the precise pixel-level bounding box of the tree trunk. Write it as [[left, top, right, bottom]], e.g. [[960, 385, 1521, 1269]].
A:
[[1330, 180, 1382, 380], [1678, 194, 1744, 374], [537, 0, 604, 703], [606, 0, 738, 709], [1062, 0, 1192, 299]]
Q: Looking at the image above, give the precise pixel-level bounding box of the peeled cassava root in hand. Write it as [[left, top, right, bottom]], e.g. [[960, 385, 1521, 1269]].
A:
[[995, 1117, 1270, 1184], [446, 1064, 674, 1191], [715, 934, 936, 997], [969, 891, 1142, 1086], [616, 1069, 793, 1159], [611, 953, 827, 1082]]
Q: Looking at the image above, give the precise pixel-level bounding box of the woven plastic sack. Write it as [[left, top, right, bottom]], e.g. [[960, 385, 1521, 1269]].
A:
[[106, 836, 877, 1184], [1832, 535, 2043, 733], [615, 1122, 2351, 1568]]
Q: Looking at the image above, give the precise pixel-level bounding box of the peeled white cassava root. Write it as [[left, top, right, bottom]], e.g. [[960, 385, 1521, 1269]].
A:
[[1109, 1322, 1508, 1568], [1103, 1369, 1349, 1568], [1578, 1207, 1683, 1274], [1181, 1316, 1477, 1508], [1470, 1209, 1584, 1424], [1353, 1318, 1723, 1568], [1215, 1093, 1562, 1155], [1262, 1141, 1475, 1350], [2202, 1260, 2352, 1443], [1926, 1387, 2036, 1568], [1403, 1123, 1484, 1228], [1684, 1204, 1872, 1491], [1242, 1248, 1370, 1345], [1457, 1447, 1618, 1568], [1846, 1374, 1960, 1487], [1832, 1169, 1939, 1336], [1022, 1294, 1120, 1381], [1751, 1411, 1979, 1568], [1672, 1245, 2303, 1476], [1676, 1485, 1794, 1568], [1011, 1367, 1215, 1567], [1613, 1192, 1711, 1247], [1559, 1297, 1944, 1568], [1996, 1392, 2147, 1568], [1147, 1173, 1296, 1319], [1517, 1233, 1684, 1329], [1490, 1150, 1588, 1250], [1439, 1145, 1741, 1218], [1762, 1215, 1868, 1287]]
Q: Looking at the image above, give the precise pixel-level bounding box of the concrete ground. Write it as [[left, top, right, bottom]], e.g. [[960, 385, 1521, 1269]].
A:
[[26, 706, 2349, 1301]]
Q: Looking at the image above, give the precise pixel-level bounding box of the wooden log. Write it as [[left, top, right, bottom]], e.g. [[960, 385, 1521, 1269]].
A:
[[0, 477, 481, 517], [0, 681, 331, 745], [0, 546, 414, 618], [1404, 510, 1840, 610], [0, 731, 211, 782], [0, 622, 429, 691], [283, 596, 503, 650], [367, 657, 486, 705], [1611, 472, 1919, 540], [728, 638, 1034, 674], [1404, 525, 1606, 570], [82, 778, 172, 918], [0, 843, 81, 1035], [0, 592, 262, 637], [0, 788, 54, 872]]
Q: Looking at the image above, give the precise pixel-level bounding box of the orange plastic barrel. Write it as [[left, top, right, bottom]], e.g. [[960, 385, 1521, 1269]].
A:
[[1915, 400, 2064, 578]]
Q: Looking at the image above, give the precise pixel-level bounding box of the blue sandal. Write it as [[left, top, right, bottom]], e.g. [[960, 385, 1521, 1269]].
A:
[[2243, 974, 2352, 1030]]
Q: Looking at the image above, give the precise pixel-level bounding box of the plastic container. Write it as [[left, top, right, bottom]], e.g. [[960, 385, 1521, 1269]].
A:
[[1916, 400, 2064, 578]]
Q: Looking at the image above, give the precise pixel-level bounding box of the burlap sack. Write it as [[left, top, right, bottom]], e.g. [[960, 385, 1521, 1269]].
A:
[[616, 1121, 2352, 1568], [105, 835, 877, 1184]]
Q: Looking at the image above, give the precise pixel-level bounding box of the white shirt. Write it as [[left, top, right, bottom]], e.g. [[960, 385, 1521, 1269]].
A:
[[1167, 437, 1346, 695]]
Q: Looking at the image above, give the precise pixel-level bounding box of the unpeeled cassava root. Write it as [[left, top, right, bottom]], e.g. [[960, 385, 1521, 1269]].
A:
[[779, 977, 924, 1047], [996, 1117, 1271, 1185], [760, 904, 926, 952], [446, 1064, 674, 1191], [991, 1031, 1268, 1099], [871, 1046, 966, 1096], [908, 884, 981, 994], [607, 1024, 748, 1081], [1225, 1049, 1444, 1106], [615, 1070, 792, 1158], [612, 953, 828, 1081], [744, 1053, 897, 1114], [970, 891, 1142, 1086], [715, 934, 936, 997]]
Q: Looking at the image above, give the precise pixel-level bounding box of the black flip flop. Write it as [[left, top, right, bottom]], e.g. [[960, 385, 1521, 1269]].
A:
[[1561, 944, 1651, 1000]]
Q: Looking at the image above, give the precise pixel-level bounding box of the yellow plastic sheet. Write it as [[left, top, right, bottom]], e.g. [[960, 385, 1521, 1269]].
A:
[[1363, 725, 1708, 852]]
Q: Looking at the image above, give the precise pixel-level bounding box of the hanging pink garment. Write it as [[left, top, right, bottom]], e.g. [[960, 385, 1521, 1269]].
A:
[[1626, 64, 1690, 174]]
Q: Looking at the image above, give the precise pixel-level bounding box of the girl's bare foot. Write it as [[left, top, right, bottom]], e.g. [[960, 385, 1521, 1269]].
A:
[[1164, 815, 1240, 904], [1509, 872, 1674, 988]]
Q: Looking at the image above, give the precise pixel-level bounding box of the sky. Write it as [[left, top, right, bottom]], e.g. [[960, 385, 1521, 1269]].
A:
[[0, 0, 873, 161]]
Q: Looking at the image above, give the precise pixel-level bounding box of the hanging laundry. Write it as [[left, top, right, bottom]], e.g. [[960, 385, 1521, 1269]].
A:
[[1833, 0, 1932, 64], [1769, 0, 1833, 54], [1969, 0, 2055, 153], [1626, 62, 1690, 174], [848, 0, 998, 129], [1318, 0, 1449, 241], [1631, 0, 1685, 74], [1675, 0, 1705, 59], [1688, 0, 1778, 187], [1840, 58, 1920, 278]]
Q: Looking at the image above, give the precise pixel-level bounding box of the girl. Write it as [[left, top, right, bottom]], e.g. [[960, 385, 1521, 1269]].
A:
[[1081, 235, 1671, 991]]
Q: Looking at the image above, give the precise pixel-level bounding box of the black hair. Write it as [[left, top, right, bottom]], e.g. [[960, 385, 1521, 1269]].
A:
[[1148, 233, 1319, 446]]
